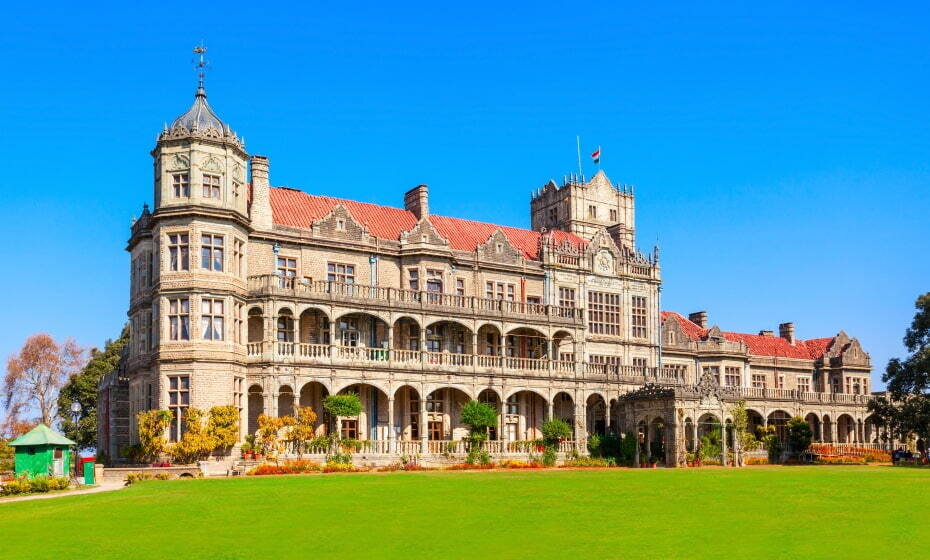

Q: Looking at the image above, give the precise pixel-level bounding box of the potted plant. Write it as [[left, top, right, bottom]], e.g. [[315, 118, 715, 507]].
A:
[[240, 442, 252, 459], [649, 456, 658, 468], [686, 452, 695, 467]]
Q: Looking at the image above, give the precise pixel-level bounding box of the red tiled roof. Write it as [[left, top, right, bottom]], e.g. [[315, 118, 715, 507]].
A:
[[661, 311, 708, 341], [662, 310, 836, 360], [269, 187, 587, 260]]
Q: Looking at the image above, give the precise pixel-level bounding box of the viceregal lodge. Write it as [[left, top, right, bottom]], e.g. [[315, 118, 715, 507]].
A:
[[97, 78, 878, 466]]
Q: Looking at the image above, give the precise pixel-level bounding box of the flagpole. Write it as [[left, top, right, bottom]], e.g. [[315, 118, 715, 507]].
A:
[[597, 145, 601, 172], [576, 136, 583, 182]]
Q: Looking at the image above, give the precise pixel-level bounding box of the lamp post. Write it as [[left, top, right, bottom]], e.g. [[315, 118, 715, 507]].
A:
[[70, 401, 81, 480]]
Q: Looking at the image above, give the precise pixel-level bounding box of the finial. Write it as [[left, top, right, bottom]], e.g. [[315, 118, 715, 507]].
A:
[[193, 43, 209, 95]]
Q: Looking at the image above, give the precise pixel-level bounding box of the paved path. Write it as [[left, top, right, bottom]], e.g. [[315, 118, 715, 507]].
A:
[[0, 479, 124, 504]]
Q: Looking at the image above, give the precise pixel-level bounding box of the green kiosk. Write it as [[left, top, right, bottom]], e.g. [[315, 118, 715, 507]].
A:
[[9, 424, 76, 479]]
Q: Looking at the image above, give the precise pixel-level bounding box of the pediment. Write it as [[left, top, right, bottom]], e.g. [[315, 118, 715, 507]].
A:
[[477, 230, 523, 263], [166, 153, 190, 171], [585, 229, 622, 274], [705, 325, 724, 341], [311, 204, 371, 241], [200, 154, 224, 174], [400, 218, 450, 247]]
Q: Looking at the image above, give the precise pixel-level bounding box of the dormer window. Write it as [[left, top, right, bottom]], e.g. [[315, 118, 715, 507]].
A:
[[421, 234, 428, 243], [336, 219, 346, 231], [495, 243, 503, 254]]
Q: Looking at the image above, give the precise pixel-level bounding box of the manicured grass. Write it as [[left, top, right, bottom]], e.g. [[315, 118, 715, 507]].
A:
[[1, 466, 927, 559]]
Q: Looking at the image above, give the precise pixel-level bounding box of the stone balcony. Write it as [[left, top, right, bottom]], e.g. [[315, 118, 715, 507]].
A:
[[247, 275, 585, 327]]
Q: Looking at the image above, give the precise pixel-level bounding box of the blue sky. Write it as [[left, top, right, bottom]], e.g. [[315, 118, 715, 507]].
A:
[[1, 2, 927, 409]]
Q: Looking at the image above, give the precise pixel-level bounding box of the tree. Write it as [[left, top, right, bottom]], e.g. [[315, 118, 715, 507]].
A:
[[4, 334, 85, 427], [541, 418, 571, 445], [786, 416, 813, 457], [137, 409, 173, 462], [867, 395, 903, 450], [285, 406, 318, 458], [171, 408, 217, 464], [877, 292, 930, 452], [460, 400, 497, 441], [323, 394, 362, 418], [207, 405, 240, 453], [58, 326, 128, 449]]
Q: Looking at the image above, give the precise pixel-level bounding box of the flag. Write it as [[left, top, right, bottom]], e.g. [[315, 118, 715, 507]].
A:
[[591, 147, 601, 164]]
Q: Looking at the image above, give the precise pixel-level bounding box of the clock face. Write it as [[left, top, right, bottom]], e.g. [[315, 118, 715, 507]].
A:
[[596, 250, 613, 273]]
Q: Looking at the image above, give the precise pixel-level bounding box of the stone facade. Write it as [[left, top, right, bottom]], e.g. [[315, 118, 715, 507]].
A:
[[99, 82, 875, 462]]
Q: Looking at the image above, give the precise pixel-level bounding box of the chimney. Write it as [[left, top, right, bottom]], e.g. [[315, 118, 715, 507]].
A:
[[250, 155, 272, 231], [759, 330, 775, 337], [404, 184, 429, 220], [688, 311, 708, 329], [779, 322, 796, 344]]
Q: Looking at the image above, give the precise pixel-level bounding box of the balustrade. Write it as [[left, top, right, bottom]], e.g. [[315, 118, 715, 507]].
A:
[[248, 274, 582, 322]]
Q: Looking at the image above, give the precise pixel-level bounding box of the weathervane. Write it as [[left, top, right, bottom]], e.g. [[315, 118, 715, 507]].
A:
[[193, 43, 209, 90]]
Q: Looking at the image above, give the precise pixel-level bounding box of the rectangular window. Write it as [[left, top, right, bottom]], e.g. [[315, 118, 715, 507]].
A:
[[558, 287, 576, 307], [168, 298, 190, 340], [632, 357, 648, 371], [526, 296, 541, 305], [277, 257, 297, 288], [427, 421, 443, 441], [610, 209, 618, 222], [724, 366, 741, 387], [167, 375, 190, 442], [588, 205, 597, 219], [426, 390, 445, 413], [703, 366, 721, 384], [455, 278, 465, 296], [798, 377, 811, 393], [752, 374, 767, 389], [631, 296, 648, 339], [201, 298, 224, 341], [168, 233, 189, 271], [201, 234, 224, 271], [408, 269, 419, 291], [506, 284, 515, 302], [776, 374, 785, 389], [232, 181, 241, 204], [172, 173, 189, 197], [662, 364, 688, 379], [341, 419, 358, 440], [233, 377, 244, 437], [327, 262, 354, 283], [202, 174, 221, 199], [426, 269, 443, 293], [233, 239, 245, 278], [233, 302, 243, 344], [485, 281, 494, 299], [590, 355, 621, 366], [587, 291, 621, 336]]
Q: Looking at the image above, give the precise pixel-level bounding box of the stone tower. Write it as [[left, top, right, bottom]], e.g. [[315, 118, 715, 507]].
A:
[[126, 73, 253, 442], [529, 170, 635, 248]]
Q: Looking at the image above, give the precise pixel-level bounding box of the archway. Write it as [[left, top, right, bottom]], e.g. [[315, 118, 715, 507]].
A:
[[649, 417, 666, 462], [393, 386, 421, 444], [334, 313, 389, 360], [805, 413, 822, 442], [478, 388, 502, 440], [746, 410, 764, 441], [609, 399, 622, 435], [552, 391, 575, 436], [586, 394, 607, 436], [425, 387, 472, 443], [299, 381, 329, 436], [424, 321, 473, 365], [247, 307, 264, 343], [504, 327, 549, 359], [278, 385, 295, 418], [552, 330, 576, 365], [505, 390, 549, 441], [697, 413, 723, 461], [837, 414, 856, 443], [298, 308, 330, 345], [247, 384, 264, 436], [767, 410, 791, 443], [338, 383, 390, 441]]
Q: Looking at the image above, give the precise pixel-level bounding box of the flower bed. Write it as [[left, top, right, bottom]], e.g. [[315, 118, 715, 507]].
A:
[[815, 456, 866, 465], [445, 463, 495, 471], [745, 457, 769, 465], [809, 444, 891, 462], [249, 460, 321, 476], [497, 459, 544, 469], [560, 457, 615, 468]]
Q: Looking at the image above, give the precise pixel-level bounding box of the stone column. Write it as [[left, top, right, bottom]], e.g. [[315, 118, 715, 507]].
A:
[[419, 396, 428, 454], [387, 325, 394, 364], [644, 418, 652, 464], [548, 400, 554, 421], [667, 422, 677, 466], [387, 397, 395, 454], [721, 419, 728, 466]]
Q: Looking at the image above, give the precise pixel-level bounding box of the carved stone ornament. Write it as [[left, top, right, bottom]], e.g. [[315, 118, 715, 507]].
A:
[[167, 153, 190, 171], [233, 163, 244, 180], [201, 154, 224, 173], [596, 249, 614, 274]]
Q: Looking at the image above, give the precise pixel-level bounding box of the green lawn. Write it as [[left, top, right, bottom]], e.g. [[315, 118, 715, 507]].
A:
[[2, 466, 927, 559]]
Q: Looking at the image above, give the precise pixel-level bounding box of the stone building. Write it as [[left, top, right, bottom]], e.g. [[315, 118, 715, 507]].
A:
[[99, 78, 876, 463]]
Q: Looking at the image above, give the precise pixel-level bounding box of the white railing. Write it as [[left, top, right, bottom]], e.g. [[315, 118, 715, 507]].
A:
[[505, 357, 547, 372], [425, 352, 472, 368], [298, 343, 330, 359], [392, 349, 420, 364]]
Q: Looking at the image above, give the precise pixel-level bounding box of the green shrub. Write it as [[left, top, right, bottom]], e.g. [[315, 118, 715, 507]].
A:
[[327, 452, 352, 465], [125, 472, 155, 485], [48, 477, 71, 490], [0, 476, 32, 495], [466, 448, 491, 466], [786, 417, 813, 457], [323, 394, 362, 418], [542, 447, 557, 467], [460, 400, 497, 438], [29, 476, 51, 493], [541, 419, 571, 445]]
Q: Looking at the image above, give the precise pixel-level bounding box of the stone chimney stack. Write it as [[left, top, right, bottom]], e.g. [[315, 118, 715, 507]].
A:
[[688, 311, 708, 329], [404, 184, 429, 220], [250, 155, 272, 231], [779, 322, 796, 344], [759, 330, 775, 337]]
